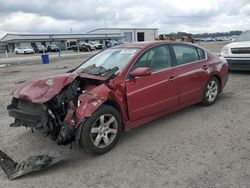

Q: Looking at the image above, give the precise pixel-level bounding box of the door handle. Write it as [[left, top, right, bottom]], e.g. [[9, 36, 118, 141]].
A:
[[168, 76, 177, 82], [202, 65, 209, 70]]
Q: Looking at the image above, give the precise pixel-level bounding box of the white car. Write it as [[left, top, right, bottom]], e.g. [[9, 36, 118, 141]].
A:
[[221, 30, 250, 70], [90, 41, 103, 49], [79, 42, 95, 51], [14, 47, 35, 54]]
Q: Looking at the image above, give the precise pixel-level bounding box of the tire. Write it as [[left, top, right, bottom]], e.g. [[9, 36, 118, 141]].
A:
[[202, 76, 220, 106], [79, 105, 122, 155]]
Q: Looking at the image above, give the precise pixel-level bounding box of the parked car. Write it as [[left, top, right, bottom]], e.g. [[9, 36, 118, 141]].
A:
[[7, 41, 228, 155], [14, 47, 35, 54], [47, 44, 60, 52], [79, 42, 95, 51], [34, 45, 47, 53], [67, 45, 77, 51], [221, 30, 250, 70], [107, 40, 118, 48], [72, 44, 90, 52], [90, 41, 103, 49], [215, 37, 224, 41]]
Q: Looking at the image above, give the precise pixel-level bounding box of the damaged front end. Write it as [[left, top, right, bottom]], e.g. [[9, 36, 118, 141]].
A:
[[7, 73, 110, 146]]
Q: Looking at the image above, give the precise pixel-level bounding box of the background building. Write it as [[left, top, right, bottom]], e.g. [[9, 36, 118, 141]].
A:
[[0, 28, 159, 52], [88, 28, 158, 43]]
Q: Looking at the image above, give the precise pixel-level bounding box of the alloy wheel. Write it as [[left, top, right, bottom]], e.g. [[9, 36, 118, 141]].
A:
[[206, 80, 218, 102], [90, 114, 118, 148]]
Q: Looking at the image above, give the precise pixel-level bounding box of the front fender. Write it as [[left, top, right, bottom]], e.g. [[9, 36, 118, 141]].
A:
[[74, 84, 111, 127], [73, 84, 111, 145], [72, 84, 128, 144]]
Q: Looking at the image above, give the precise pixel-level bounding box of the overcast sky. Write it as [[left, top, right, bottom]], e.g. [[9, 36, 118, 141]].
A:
[[0, 0, 250, 38]]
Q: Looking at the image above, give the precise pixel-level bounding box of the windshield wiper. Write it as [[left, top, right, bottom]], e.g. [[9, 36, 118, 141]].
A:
[[78, 65, 119, 78], [78, 65, 106, 75], [99, 67, 119, 78]]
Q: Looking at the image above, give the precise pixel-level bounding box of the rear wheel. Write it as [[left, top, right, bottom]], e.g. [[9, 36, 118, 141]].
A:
[[79, 105, 122, 155], [202, 77, 220, 106]]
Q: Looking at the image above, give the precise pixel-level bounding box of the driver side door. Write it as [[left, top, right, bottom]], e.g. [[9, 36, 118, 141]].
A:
[[125, 45, 179, 124]]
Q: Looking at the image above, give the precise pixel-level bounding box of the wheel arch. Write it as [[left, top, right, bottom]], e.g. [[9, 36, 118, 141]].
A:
[[209, 74, 222, 93], [75, 99, 124, 145], [103, 100, 120, 114], [103, 100, 125, 131]]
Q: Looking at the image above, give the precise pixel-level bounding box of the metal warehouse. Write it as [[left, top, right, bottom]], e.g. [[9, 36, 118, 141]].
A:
[[1, 28, 158, 53], [87, 28, 158, 43]]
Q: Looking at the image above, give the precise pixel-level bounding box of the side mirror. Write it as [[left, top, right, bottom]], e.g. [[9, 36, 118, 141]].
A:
[[130, 67, 151, 78]]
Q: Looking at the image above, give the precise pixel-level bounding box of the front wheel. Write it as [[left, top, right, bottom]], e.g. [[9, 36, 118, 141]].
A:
[[79, 105, 122, 155], [202, 77, 220, 106]]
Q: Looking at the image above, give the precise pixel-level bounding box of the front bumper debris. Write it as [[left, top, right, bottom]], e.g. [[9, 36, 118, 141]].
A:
[[0, 150, 63, 180], [7, 98, 45, 128], [8, 108, 41, 124]]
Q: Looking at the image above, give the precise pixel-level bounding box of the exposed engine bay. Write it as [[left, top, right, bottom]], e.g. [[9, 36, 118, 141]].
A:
[[7, 75, 106, 145]]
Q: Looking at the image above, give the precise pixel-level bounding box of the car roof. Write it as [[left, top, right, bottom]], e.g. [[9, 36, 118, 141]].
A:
[[115, 41, 162, 49], [113, 41, 204, 50]]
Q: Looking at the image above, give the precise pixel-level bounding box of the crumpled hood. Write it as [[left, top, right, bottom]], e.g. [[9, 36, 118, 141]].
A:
[[13, 73, 78, 103]]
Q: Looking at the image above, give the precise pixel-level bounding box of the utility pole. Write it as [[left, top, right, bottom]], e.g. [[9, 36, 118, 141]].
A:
[[104, 20, 107, 48]]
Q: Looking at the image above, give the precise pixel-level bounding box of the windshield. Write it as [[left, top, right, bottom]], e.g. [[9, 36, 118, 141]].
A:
[[236, 31, 250, 42], [76, 48, 138, 78]]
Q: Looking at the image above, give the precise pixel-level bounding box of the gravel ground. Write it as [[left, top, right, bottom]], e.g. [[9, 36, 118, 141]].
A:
[[0, 42, 250, 187]]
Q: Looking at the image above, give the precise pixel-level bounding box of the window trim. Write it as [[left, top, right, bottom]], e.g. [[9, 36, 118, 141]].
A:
[[170, 44, 208, 67], [125, 44, 174, 79], [125, 44, 208, 81], [196, 47, 206, 60]]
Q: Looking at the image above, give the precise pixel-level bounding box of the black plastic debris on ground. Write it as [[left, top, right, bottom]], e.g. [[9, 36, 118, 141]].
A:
[[0, 150, 63, 180]]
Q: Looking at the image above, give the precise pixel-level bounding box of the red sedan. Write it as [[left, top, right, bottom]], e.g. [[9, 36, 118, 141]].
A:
[[7, 41, 228, 155]]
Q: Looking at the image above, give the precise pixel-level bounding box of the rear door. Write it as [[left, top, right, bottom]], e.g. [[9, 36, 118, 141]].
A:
[[125, 45, 179, 122], [171, 44, 209, 107]]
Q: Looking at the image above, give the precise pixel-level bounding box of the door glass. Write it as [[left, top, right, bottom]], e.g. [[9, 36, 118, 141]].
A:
[[173, 45, 199, 65], [129, 45, 172, 74]]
